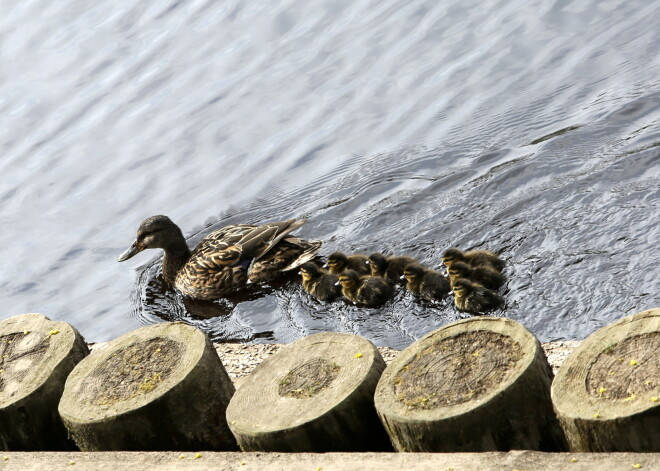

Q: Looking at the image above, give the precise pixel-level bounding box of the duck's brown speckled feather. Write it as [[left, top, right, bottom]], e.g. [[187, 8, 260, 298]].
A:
[[175, 220, 320, 299]]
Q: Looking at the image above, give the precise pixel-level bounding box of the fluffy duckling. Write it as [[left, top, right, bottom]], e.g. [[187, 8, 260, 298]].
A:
[[368, 253, 418, 284], [326, 251, 370, 275], [298, 262, 341, 302], [402, 263, 451, 302], [447, 261, 506, 290], [337, 269, 394, 307], [451, 278, 504, 314], [442, 247, 505, 271]]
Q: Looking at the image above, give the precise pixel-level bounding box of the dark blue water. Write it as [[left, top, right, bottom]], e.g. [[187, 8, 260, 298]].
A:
[[1, 0, 658, 348]]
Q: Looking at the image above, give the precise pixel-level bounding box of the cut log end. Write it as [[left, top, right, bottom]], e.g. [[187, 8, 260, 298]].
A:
[[552, 308, 660, 452], [227, 332, 391, 452], [375, 316, 566, 452], [0, 313, 89, 451], [59, 322, 236, 451]]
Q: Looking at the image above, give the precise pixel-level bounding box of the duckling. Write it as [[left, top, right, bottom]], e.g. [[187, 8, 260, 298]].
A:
[[442, 247, 505, 271], [118, 215, 322, 300], [368, 253, 418, 284], [402, 263, 450, 302], [447, 261, 506, 290], [326, 251, 370, 275], [298, 262, 341, 302], [451, 278, 504, 314], [337, 269, 394, 307]]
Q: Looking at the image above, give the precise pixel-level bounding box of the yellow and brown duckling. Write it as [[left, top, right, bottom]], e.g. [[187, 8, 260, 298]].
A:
[[442, 247, 505, 271], [451, 278, 504, 314], [326, 251, 370, 275], [447, 261, 506, 290], [402, 263, 451, 302], [298, 262, 342, 302], [118, 215, 322, 300], [337, 269, 394, 307], [368, 253, 418, 284]]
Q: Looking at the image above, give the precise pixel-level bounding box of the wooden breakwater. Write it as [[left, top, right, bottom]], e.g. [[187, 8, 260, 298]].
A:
[[0, 309, 658, 453]]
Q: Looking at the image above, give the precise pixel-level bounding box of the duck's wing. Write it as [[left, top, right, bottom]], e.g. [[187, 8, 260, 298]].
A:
[[240, 219, 306, 261], [190, 219, 308, 268], [195, 224, 257, 253]]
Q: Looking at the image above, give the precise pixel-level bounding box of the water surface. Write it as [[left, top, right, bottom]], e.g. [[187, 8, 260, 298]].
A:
[[1, 0, 658, 348]]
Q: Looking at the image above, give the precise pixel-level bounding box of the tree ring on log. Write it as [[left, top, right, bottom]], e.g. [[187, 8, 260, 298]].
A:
[[0, 332, 51, 399], [394, 331, 522, 409], [586, 332, 658, 401], [81, 337, 181, 406], [552, 308, 660, 452], [278, 358, 340, 398]]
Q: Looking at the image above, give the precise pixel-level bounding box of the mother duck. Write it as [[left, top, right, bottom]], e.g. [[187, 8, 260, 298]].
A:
[[118, 215, 322, 300]]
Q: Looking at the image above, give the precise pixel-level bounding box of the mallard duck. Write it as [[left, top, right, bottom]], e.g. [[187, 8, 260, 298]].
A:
[[118, 215, 322, 300], [447, 261, 506, 290], [451, 278, 504, 314], [442, 247, 505, 271], [298, 262, 341, 302], [367, 253, 418, 284], [402, 263, 450, 302], [326, 252, 370, 275], [337, 269, 394, 307]]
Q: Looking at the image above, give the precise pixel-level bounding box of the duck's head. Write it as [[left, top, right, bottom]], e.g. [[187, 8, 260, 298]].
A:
[[402, 263, 425, 283], [442, 248, 464, 267], [337, 269, 360, 289], [326, 252, 348, 271], [117, 215, 184, 262], [299, 262, 323, 281], [368, 253, 387, 275], [451, 278, 474, 298], [447, 261, 470, 279]]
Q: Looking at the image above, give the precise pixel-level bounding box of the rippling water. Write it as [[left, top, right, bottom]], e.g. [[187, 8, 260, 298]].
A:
[[1, 0, 658, 348]]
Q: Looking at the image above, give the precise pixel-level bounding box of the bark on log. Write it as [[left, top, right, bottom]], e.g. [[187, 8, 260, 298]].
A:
[[0, 313, 89, 450], [552, 308, 659, 452], [58, 322, 237, 451], [226, 332, 392, 452], [375, 316, 567, 452]]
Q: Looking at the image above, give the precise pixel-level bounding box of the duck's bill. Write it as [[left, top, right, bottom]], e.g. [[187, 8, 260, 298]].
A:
[[117, 240, 142, 262]]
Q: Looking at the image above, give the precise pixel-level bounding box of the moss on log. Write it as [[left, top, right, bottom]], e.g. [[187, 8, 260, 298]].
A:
[[0, 313, 89, 450], [226, 332, 391, 452], [58, 322, 236, 451], [375, 316, 566, 452], [552, 308, 659, 452]]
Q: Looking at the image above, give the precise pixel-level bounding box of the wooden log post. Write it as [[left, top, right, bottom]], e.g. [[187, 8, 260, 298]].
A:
[[552, 308, 659, 452], [58, 322, 237, 451], [0, 313, 89, 450], [375, 316, 567, 452], [226, 332, 392, 452]]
